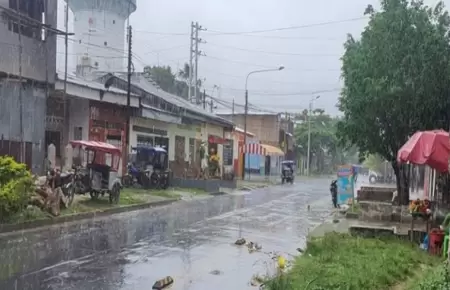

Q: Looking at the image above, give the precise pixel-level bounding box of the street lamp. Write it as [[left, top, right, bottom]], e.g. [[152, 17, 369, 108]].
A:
[[243, 66, 284, 179], [306, 95, 320, 176]]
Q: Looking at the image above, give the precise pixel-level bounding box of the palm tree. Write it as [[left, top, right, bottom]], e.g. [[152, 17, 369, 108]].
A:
[[178, 63, 190, 80]]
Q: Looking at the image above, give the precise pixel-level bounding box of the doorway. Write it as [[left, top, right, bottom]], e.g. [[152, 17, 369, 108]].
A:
[[265, 155, 271, 176], [106, 134, 122, 176], [45, 130, 61, 158]]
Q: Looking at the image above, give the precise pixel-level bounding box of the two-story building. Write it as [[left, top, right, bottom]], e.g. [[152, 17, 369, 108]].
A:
[[0, 0, 58, 174], [218, 111, 286, 177]]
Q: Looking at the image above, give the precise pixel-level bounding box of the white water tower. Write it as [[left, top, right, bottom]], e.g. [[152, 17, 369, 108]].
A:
[[66, 0, 137, 73]]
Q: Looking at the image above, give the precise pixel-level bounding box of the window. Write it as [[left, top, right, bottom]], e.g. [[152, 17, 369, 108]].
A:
[[189, 138, 195, 165], [8, 0, 45, 40], [222, 139, 233, 166], [73, 127, 82, 140], [137, 135, 153, 147]]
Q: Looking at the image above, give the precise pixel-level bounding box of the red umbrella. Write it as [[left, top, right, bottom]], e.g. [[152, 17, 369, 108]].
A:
[[397, 130, 450, 172]]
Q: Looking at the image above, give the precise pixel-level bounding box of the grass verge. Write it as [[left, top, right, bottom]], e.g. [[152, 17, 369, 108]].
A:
[[63, 188, 179, 215], [265, 233, 439, 290], [405, 264, 450, 290]]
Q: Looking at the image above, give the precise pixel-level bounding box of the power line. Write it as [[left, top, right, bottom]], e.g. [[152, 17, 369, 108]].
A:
[[130, 16, 368, 38], [205, 16, 368, 35], [203, 55, 340, 72], [205, 42, 340, 57], [204, 86, 341, 96]]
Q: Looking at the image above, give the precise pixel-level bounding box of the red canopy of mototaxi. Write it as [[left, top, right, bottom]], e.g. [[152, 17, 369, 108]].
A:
[[397, 130, 450, 173]]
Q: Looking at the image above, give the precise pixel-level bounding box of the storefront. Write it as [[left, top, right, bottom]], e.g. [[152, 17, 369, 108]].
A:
[[88, 100, 127, 176], [208, 134, 225, 178], [129, 117, 170, 168]]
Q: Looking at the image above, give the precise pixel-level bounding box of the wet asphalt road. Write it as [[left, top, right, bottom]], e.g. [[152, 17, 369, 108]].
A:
[[0, 178, 333, 290]]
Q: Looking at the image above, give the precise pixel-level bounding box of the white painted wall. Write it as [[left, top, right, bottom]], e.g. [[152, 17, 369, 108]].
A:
[[129, 116, 170, 151], [169, 124, 200, 162], [68, 97, 89, 141]]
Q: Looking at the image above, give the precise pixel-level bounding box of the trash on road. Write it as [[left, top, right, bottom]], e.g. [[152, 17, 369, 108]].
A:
[[209, 269, 223, 275], [277, 255, 286, 269], [152, 276, 174, 290], [247, 241, 262, 253], [235, 238, 246, 245], [250, 274, 265, 287]]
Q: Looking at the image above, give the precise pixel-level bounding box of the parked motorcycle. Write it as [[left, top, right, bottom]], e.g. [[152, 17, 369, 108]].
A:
[[122, 163, 141, 188]]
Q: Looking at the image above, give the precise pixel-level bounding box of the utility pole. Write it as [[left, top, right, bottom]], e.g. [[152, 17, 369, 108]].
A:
[[194, 22, 199, 104], [17, 0, 24, 163], [63, 0, 69, 163], [232, 98, 235, 123], [188, 22, 194, 103], [203, 89, 206, 109], [210, 99, 214, 113], [307, 95, 320, 176], [189, 21, 206, 104], [126, 25, 132, 155], [306, 102, 312, 176]]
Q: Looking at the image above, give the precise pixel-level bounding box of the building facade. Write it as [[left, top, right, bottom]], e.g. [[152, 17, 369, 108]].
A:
[[0, 0, 57, 174]]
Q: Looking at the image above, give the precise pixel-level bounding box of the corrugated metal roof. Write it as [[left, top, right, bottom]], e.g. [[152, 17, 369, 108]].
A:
[[57, 73, 138, 96], [112, 73, 233, 126]]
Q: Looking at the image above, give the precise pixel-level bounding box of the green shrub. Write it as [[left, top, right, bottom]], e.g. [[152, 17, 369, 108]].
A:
[[0, 156, 34, 221], [0, 155, 30, 185]]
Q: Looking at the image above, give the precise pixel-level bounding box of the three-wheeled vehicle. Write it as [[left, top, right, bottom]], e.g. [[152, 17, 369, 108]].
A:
[[69, 140, 122, 204], [281, 160, 295, 184], [126, 146, 169, 189]]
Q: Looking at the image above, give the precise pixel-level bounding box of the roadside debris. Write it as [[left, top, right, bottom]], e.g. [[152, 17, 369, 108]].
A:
[[209, 269, 223, 275], [152, 276, 174, 290], [277, 255, 286, 269], [235, 238, 246, 245], [250, 274, 266, 287], [247, 241, 262, 253]]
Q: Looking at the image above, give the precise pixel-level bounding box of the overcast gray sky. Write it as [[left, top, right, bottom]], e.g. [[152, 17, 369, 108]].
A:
[[56, 0, 445, 115]]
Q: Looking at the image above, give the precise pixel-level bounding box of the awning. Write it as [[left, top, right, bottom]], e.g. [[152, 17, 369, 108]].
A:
[[240, 143, 285, 156]]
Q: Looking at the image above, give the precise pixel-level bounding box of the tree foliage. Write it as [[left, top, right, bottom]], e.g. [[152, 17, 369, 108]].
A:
[[294, 110, 358, 173], [337, 0, 450, 204], [143, 63, 204, 100]]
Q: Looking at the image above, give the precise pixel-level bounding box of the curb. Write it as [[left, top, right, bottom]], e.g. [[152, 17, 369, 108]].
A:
[[209, 191, 227, 196], [0, 199, 178, 235]]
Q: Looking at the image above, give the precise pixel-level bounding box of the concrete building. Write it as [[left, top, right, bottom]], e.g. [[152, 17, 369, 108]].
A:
[[0, 0, 58, 174], [48, 73, 140, 174], [218, 112, 281, 147], [103, 72, 234, 177], [67, 0, 136, 72], [218, 112, 295, 159]]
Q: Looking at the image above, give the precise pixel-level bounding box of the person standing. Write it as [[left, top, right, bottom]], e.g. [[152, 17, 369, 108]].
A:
[[330, 180, 338, 208]]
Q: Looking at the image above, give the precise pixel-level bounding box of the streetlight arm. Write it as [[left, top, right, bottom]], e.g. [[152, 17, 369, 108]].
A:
[[245, 67, 284, 90]]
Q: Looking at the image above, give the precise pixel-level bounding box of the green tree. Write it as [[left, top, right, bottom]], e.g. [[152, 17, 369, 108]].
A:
[[337, 0, 450, 204], [295, 110, 357, 173], [143, 63, 204, 101]]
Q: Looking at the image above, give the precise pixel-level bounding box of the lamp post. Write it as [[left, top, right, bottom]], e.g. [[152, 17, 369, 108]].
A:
[[243, 66, 284, 179], [306, 95, 320, 176]]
